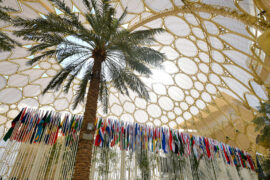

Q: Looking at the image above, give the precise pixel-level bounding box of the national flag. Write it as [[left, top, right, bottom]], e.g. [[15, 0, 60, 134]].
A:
[[110, 122, 116, 147], [239, 150, 246, 168], [30, 114, 42, 144], [74, 119, 79, 132], [178, 132, 185, 155], [71, 119, 76, 129], [12, 108, 28, 141], [94, 130, 101, 146], [127, 125, 129, 150], [63, 115, 71, 135], [106, 122, 111, 137], [134, 124, 138, 151], [173, 131, 179, 154], [21, 113, 34, 142], [105, 121, 111, 147], [4, 108, 24, 141], [191, 135, 198, 160], [53, 121, 60, 144], [97, 117, 102, 129], [39, 112, 52, 143], [17, 112, 30, 142], [23, 113, 36, 142], [246, 154, 254, 170], [99, 126, 105, 145], [162, 128, 167, 153], [59, 117, 64, 130], [205, 137, 211, 158], [222, 144, 230, 164], [169, 129, 173, 151], [44, 112, 52, 126], [33, 112, 48, 143]]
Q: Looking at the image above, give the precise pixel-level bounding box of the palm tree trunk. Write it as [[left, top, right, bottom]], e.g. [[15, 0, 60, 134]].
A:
[[73, 56, 103, 180]]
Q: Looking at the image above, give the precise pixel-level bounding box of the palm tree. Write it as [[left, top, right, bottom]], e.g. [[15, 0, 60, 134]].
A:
[[13, 0, 165, 179], [0, 0, 20, 51]]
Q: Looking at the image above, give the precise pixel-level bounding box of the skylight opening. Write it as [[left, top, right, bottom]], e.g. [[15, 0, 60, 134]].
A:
[[72, 5, 80, 13], [39, 13, 47, 19], [55, 7, 63, 15]]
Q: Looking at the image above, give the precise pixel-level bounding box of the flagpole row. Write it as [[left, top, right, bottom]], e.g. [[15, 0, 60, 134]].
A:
[[0, 107, 258, 180], [93, 117, 256, 172]]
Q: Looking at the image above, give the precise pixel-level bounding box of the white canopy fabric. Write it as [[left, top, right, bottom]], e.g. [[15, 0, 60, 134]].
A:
[[0, 0, 269, 155]]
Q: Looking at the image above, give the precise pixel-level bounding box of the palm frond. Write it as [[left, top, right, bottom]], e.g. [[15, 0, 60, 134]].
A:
[[83, 0, 92, 10], [49, 0, 90, 34], [0, 1, 17, 21], [13, 14, 75, 35], [129, 28, 165, 42], [123, 71, 150, 100], [90, 0, 101, 18], [63, 54, 93, 93], [29, 40, 60, 55], [43, 69, 71, 94], [73, 67, 92, 109], [44, 54, 91, 94], [118, 8, 127, 24], [27, 50, 56, 65], [132, 47, 165, 66], [0, 31, 18, 51], [63, 73, 79, 93], [111, 75, 129, 96], [0, 1, 21, 51], [124, 57, 152, 76], [85, 13, 100, 35], [112, 69, 150, 100], [49, 0, 74, 17]]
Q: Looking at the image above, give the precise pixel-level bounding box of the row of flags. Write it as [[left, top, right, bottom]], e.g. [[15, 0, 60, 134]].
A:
[[94, 118, 255, 171], [3, 108, 83, 146], [2, 108, 255, 171]]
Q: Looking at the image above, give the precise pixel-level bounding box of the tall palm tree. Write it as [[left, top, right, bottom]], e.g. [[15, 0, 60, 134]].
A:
[[13, 0, 165, 179], [0, 0, 20, 51]]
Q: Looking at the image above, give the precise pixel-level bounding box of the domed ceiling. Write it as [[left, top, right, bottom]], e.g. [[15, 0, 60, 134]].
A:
[[0, 0, 270, 155]]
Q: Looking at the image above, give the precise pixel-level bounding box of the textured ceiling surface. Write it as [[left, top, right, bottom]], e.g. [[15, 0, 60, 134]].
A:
[[0, 0, 269, 154]]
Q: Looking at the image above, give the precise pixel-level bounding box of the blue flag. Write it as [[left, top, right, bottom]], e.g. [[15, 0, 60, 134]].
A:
[[162, 128, 167, 153]]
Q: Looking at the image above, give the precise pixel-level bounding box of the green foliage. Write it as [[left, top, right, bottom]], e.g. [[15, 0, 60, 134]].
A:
[[92, 146, 118, 179], [190, 149, 202, 180], [262, 155, 270, 179], [252, 99, 270, 148], [0, 0, 20, 52], [13, 0, 165, 112], [45, 143, 61, 179], [253, 99, 270, 178], [97, 147, 110, 178], [137, 150, 150, 180]]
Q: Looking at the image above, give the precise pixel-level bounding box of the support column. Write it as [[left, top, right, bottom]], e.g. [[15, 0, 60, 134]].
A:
[[120, 150, 126, 180]]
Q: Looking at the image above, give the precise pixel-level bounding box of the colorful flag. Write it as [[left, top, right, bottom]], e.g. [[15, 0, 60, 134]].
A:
[[33, 112, 48, 143], [3, 108, 24, 141], [162, 128, 167, 153]]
